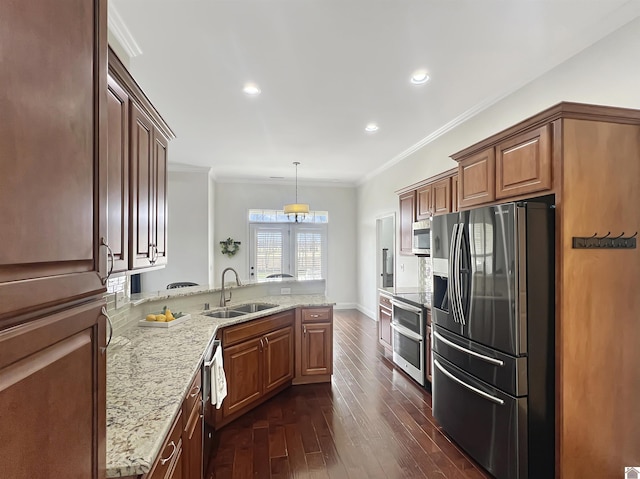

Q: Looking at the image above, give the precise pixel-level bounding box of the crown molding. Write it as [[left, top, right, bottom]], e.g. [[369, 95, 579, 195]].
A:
[[108, 3, 143, 58]]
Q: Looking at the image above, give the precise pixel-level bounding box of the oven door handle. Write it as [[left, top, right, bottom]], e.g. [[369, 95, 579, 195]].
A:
[[390, 299, 423, 314], [433, 331, 504, 366], [434, 359, 504, 406], [391, 322, 423, 342]]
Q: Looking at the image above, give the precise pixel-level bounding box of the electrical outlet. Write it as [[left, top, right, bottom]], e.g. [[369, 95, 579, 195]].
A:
[[280, 287, 291, 295]]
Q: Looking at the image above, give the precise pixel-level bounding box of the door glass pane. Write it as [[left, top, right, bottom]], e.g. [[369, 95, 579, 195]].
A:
[[295, 230, 323, 280], [393, 330, 421, 368], [393, 306, 422, 335], [255, 230, 284, 280]]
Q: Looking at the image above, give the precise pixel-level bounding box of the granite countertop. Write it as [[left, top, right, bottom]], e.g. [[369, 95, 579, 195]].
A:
[[106, 294, 333, 478]]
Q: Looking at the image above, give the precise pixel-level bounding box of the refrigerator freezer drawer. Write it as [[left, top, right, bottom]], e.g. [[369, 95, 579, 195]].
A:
[[433, 353, 528, 479], [432, 325, 527, 396]]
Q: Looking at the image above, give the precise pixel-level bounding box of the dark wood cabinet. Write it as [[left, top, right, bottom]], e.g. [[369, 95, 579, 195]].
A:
[[130, 103, 169, 270], [108, 48, 174, 273], [378, 293, 392, 350], [107, 75, 130, 274], [183, 373, 203, 479], [399, 191, 416, 255], [451, 174, 459, 213], [0, 1, 107, 477], [217, 310, 295, 426], [426, 310, 432, 383], [431, 177, 452, 215], [0, 301, 106, 479], [0, 0, 107, 327], [495, 124, 552, 199], [416, 184, 432, 220], [458, 147, 496, 208], [146, 409, 183, 479], [297, 307, 333, 379], [263, 326, 294, 393]]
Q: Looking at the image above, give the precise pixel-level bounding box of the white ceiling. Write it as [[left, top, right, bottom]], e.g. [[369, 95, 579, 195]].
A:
[[111, 0, 640, 185]]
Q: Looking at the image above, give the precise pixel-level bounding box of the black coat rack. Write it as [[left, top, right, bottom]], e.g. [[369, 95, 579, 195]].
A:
[[572, 232, 637, 249]]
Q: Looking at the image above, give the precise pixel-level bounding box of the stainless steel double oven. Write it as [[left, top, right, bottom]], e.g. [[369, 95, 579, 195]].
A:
[[390, 292, 429, 386]]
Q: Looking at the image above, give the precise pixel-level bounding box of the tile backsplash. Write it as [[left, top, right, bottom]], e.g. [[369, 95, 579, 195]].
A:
[[418, 256, 433, 293], [105, 275, 132, 336]]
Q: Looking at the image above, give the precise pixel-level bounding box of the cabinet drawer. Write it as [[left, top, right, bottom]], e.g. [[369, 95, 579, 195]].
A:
[[146, 409, 183, 479], [221, 310, 294, 346], [182, 370, 202, 421], [379, 294, 392, 310], [301, 307, 332, 323]]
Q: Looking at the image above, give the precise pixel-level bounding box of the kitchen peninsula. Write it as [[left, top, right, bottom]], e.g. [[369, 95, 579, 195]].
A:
[[106, 279, 334, 478]]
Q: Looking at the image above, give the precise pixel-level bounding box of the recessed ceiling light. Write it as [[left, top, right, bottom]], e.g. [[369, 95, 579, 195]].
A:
[[411, 70, 430, 85], [243, 83, 261, 96], [365, 123, 379, 133]]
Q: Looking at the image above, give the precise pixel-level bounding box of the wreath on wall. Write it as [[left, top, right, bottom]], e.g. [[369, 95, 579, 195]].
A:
[[220, 237, 241, 257]]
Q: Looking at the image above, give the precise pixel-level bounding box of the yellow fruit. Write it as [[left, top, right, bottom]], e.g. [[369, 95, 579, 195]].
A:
[[165, 309, 175, 321], [146, 314, 156, 322], [167, 315, 176, 322], [155, 314, 167, 322]]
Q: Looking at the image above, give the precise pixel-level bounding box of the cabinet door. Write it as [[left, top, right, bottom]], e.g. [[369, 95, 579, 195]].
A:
[[106, 75, 130, 273], [495, 124, 552, 199], [0, 0, 107, 326], [183, 402, 203, 479], [263, 326, 294, 394], [459, 147, 496, 208], [130, 102, 155, 269], [152, 130, 169, 266], [0, 301, 105, 479], [301, 322, 333, 376], [416, 184, 432, 220], [379, 304, 392, 348], [222, 338, 263, 417], [431, 178, 452, 215], [451, 174, 459, 213], [426, 325, 432, 383], [399, 191, 416, 255]]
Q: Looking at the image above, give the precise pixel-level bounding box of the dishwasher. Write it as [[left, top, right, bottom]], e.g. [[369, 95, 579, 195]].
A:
[[202, 337, 220, 467]]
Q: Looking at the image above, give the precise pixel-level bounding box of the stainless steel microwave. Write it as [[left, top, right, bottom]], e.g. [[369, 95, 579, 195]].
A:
[[412, 219, 431, 255]]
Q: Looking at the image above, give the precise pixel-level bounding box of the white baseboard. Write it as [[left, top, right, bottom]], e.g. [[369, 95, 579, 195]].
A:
[[356, 304, 376, 321], [334, 302, 357, 310]]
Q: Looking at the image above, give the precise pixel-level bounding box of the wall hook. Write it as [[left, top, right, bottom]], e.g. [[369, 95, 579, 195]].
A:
[[612, 232, 625, 240]]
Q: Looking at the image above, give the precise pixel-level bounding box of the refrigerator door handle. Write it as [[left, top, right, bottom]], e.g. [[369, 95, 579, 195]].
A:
[[433, 331, 504, 366], [448, 223, 459, 323], [434, 359, 504, 406], [454, 222, 466, 325]]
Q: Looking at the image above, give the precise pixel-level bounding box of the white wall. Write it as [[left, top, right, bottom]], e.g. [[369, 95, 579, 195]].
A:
[[213, 181, 358, 307], [141, 170, 212, 291], [357, 16, 640, 317]]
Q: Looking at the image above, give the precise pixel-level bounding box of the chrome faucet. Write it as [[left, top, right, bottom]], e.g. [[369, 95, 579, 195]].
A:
[[220, 267, 242, 307]]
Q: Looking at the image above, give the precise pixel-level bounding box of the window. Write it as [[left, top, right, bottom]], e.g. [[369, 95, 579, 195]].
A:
[[248, 210, 328, 281]]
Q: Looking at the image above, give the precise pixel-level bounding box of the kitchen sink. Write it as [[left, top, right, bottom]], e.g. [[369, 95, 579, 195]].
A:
[[231, 303, 279, 313], [204, 303, 279, 319], [205, 310, 247, 319]]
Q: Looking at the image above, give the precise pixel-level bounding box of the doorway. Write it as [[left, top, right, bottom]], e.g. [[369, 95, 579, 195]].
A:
[[376, 214, 395, 289]]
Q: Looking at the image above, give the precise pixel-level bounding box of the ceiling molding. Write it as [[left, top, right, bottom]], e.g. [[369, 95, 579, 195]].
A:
[[167, 163, 212, 173], [108, 3, 143, 58]]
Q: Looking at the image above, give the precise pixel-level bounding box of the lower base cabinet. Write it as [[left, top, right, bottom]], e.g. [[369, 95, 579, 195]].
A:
[[0, 301, 106, 479], [145, 409, 184, 479], [215, 310, 295, 428], [294, 307, 333, 384]]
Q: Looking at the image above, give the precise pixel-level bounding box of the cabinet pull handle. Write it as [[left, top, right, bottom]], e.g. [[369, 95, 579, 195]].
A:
[[303, 325, 307, 336], [149, 244, 156, 264], [159, 440, 177, 465], [310, 314, 320, 318], [264, 337, 269, 348], [100, 237, 115, 284], [189, 385, 201, 398], [100, 306, 113, 354], [259, 338, 264, 351]]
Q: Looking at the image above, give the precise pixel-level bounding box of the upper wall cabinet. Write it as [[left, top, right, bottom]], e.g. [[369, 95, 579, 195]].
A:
[[399, 191, 416, 255], [108, 48, 175, 272], [453, 118, 556, 208], [397, 169, 457, 256], [0, 0, 108, 326], [107, 75, 130, 273]]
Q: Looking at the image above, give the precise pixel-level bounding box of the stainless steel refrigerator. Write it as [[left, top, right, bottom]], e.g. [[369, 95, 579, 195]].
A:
[[431, 201, 555, 479]]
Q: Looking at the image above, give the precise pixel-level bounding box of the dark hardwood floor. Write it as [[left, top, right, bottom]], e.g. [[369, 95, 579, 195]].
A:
[[207, 309, 490, 479]]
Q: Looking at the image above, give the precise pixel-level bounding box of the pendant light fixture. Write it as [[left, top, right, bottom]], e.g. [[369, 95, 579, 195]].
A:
[[284, 161, 309, 223]]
